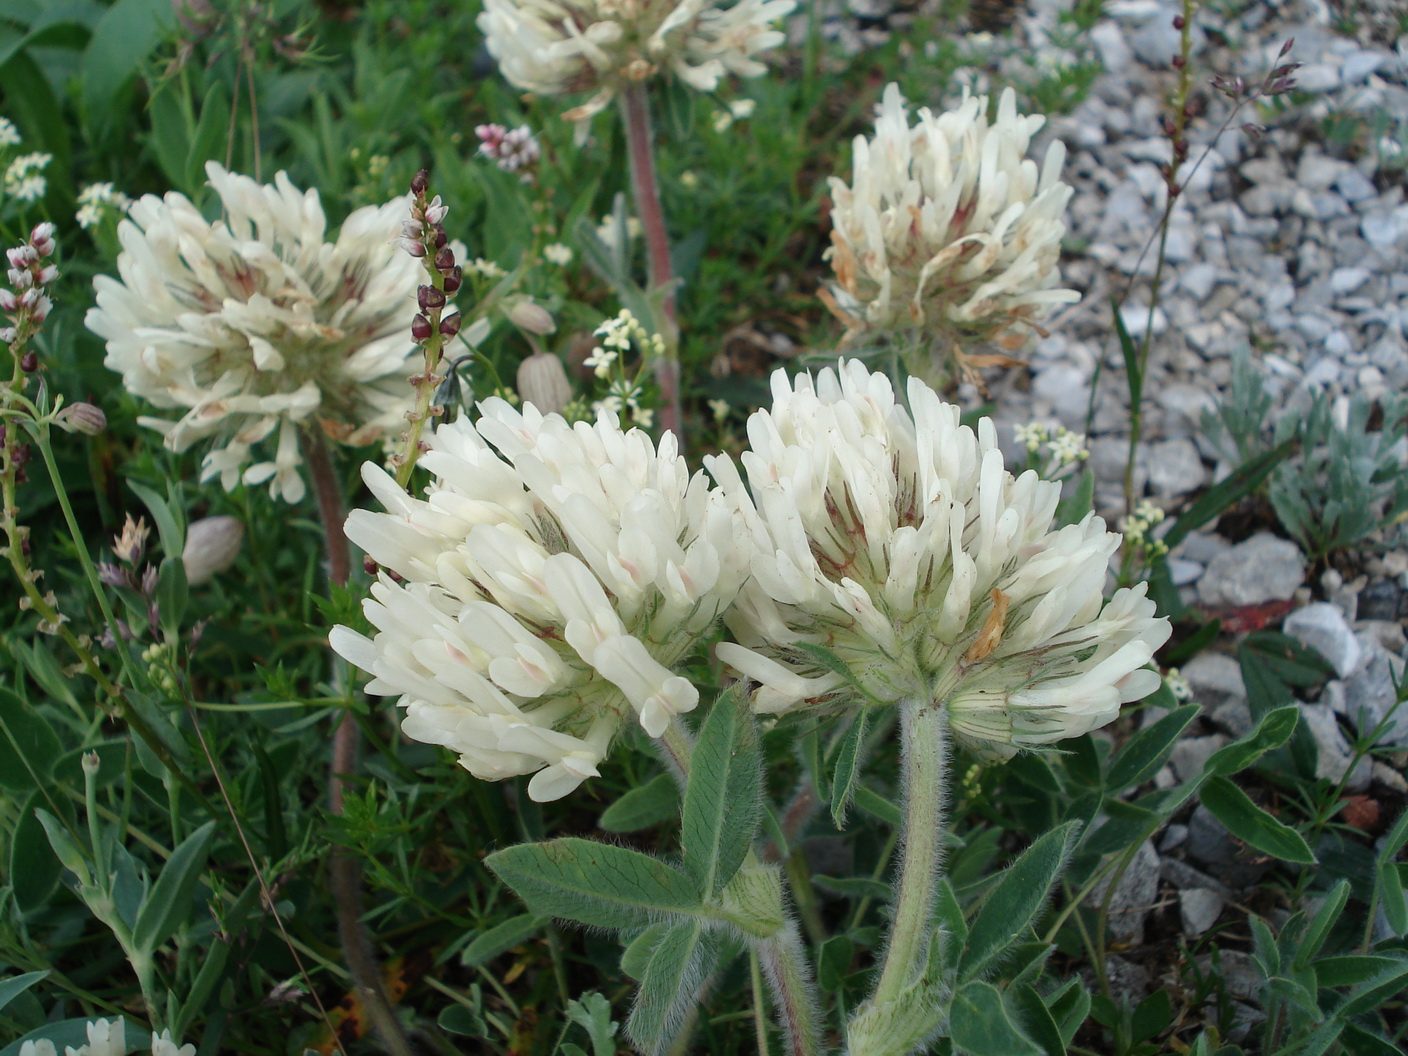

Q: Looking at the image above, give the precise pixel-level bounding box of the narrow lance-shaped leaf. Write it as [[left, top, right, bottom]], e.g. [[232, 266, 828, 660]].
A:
[[959, 821, 1081, 982], [1200, 776, 1315, 865], [681, 688, 761, 897], [486, 838, 701, 929], [132, 820, 217, 955], [1106, 704, 1200, 793], [829, 707, 869, 828], [626, 919, 718, 1056]]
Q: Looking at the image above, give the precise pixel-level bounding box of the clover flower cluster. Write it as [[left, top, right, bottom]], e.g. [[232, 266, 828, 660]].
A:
[[76, 182, 132, 229], [1119, 499, 1168, 559], [706, 361, 1170, 759], [332, 399, 752, 801], [87, 163, 424, 503], [476, 123, 542, 179], [17, 1017, 193, 1056], [826, 83, 1079, 351], [478, 0, 795, 123], [338, 359, 1170, 799]]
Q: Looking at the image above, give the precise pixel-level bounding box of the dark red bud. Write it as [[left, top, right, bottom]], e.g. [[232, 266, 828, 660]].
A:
[[412, 314, 432, 341], [1279, 36, 1294, 56], [1172, 15, 1185, 29], [442, 267, 463, 295], [1171, 55, 1186, 68], [418, 285, 447, 311], [19, 350, 37, 372], [433, 230, 448, 250], [12, 443, 30, 468], [411, 169, 429, 196], [434, 246, 455, 272], [363, 555, 378, 576], [439, 314, 462, 339], [1162, 116, 1177, 138]]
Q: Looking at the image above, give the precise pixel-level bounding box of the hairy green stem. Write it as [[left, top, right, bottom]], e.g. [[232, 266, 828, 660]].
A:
[[620, 82, 683, 443]]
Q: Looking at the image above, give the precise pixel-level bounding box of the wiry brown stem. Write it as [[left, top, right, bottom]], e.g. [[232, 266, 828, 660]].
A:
[[621, 82, 683, 444], [303, 428, 416, 1056]]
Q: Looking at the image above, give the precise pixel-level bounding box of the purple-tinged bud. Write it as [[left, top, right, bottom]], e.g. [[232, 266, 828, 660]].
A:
[[0, 289, 17, 312], [1162, 116, 1177, 138], [412, 314, 433, 341], [182, 515, 244, 585], [0, 326, 16, 344], [56, 402, 107, 435], [82, 750, 100, 775], [96, 562, 129, 588], [418, 285, 447, 312], [113, 514, 151, 565], [363, 554, 378, 576], [411, 169, 429, 196], [434, 247, 455, 273], [516, 352, 572, 414], [7, 246, 35, 269], [37, 264, 57, 285], [400, 219, 423, 240], [9, 269, 31, 290], [1171, 54, 1185, 68], [442, 267, 463, 295], [1279, 36, 1294, 56], [19, 350, 37, 372], [425, 196, 448, 225], [433, 230, 448, 250], [393, 236, 427, 258], [140, 565, 159, 596], [29, 294, 50, 323], [30, 223, 55, 253], [506, 297, 556, 335], [11, 443, 29, 469], [439, 313, 462, 339], [1172, 14, 1185, 29]]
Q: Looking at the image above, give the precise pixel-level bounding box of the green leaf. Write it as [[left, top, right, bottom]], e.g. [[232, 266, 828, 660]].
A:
[[10, 791, 62, 911], [1339, 956, 1408, 1017], [829, 709, 869, 828], [681, 688, 760, 896], [80, 0, 172, 140], [486, 838, 702, 929], [1339, 1022, 1404, 1056], [817, 935, 854, 992], [1107, 704, 1201, 792], [35, 807, 89, 883], [1054, 467, 1095, 529], [794, 641, 886, 705], [459, 913, 548, 968], [1315, 955, 1406, 988], [1112, 296, 1144, 413], [566, 992, 619, 1056], [1377, 859, 1407, 937], [1293, 881, 1350, 970], [1238, 633, 1333, 720], [626, 918, 717, 1056], [621, 922, 672, 981], [438, 1000, 487, 1038], [1205, 706, 1299, 777], [1046, 980, 1090, 1047], [854, 785, 902, 827], [1200, 777, 1314, 864], [1009, 983, 1066, 1056], [599, 772, 678, 833], [959, 821, 1081, 982], [0, 970, 48, 1015], [127, 480, 185, 561], [155, 555, 189, 636], [0, 687, 62, 791], [950, 981, 1042, 1056], [934, 877, 968, 948], [812, 875, 891, 900], [1162, 439, 1298, 551], [131, 820, 216, 955]]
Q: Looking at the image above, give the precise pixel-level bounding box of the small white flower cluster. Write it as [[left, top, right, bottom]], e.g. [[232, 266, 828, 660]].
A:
[[466, 257, 507, 280], [1163, 666, 1192, 702], [18, 1017, 194, 1056], [332, 400, 752, 801], [543, 241, 574, 266], [706, 361, 1170, 759], [0, 116, 20, 148], [584, 308, 662, 378], [1013, 420, 1088, 475], [76, 182, 132, 229], [826, 83, 1078, 349], [1118, 499, 1168, 558], [711, 97, 756, 132], [4, 151, 51, 202], [87, 163, 423, 503], [478, 0, 795, 123], [475, 123, 542, 178]]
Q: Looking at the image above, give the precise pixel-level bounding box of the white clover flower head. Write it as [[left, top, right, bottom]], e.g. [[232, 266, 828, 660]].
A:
[[86, 163, 422, 503], [826, 83, 1079, 350], [543, 241, 574, 266], [478, 0, 795, 125], [0, 116, 21, 147], [332, 400, 754, 801], [707, 360, 1170, 760], [475, 122, 542, 178]]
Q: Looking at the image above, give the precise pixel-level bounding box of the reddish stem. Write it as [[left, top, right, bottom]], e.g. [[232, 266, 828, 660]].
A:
[[621, 82, 683, 444]]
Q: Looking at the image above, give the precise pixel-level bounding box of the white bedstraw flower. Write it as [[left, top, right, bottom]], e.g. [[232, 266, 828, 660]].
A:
[[707, 360, 1170, 759], [478, 0, 795, 124], [826, 83, 1079, 350], [331, 400, 751, 801], [0, 116, 21, 147], [86, 162, 422, 503]]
